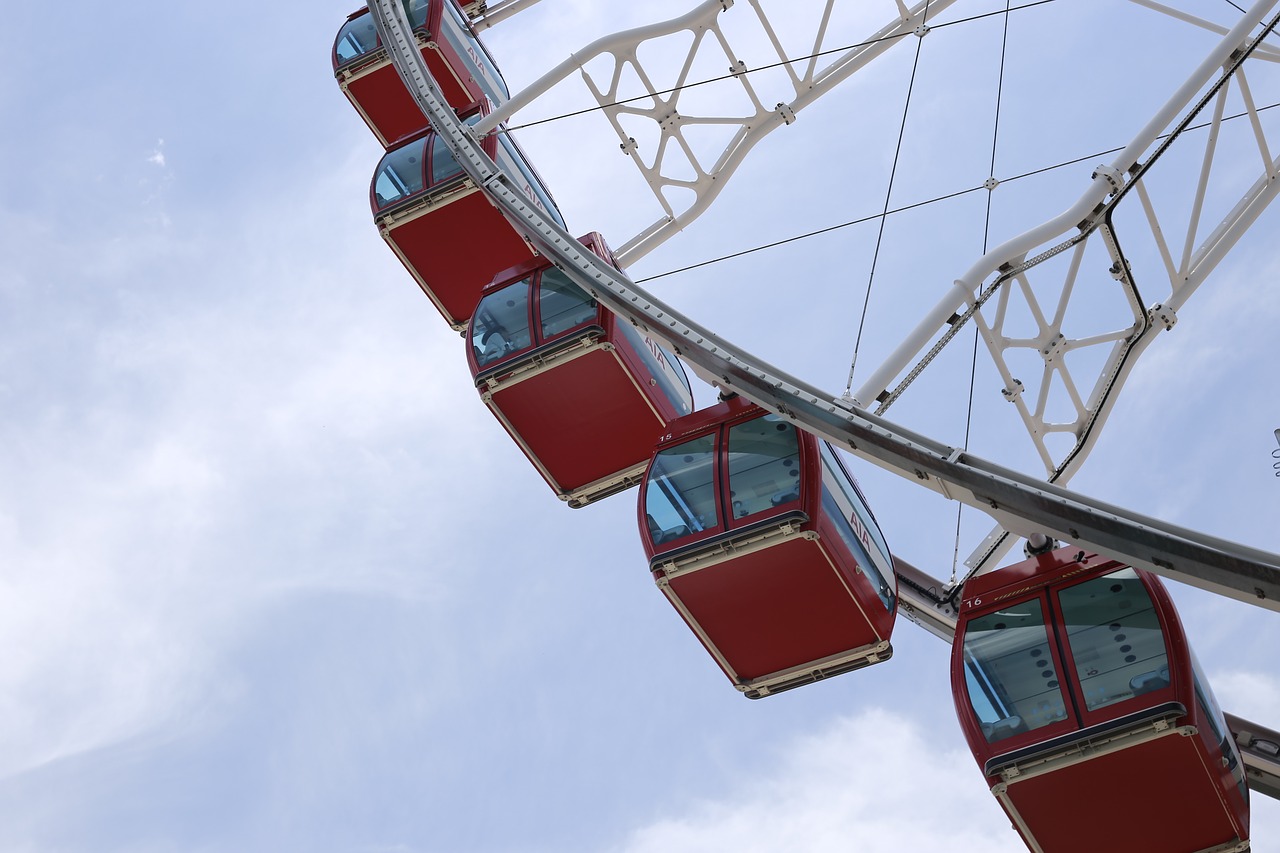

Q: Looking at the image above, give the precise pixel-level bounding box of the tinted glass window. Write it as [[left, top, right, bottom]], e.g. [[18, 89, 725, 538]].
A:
[[373, 140, 427, 210], [1189, 650, 1248, 802], [616, 323, 693, 417], [440, 0, 510, 102], [497, 136, 565, 227], [334, 14, 379, 66], [726, 415, 800, 520], [471, 280, 532, 367], [429, 135, 465, 185], [962, 599, 1070, 743], [427, 112, 484, 188], [1057, 568, 1169, 712], [819, 487, 894, 611], [663, 348, 693, 400], [538, 268, 596, 338], [819, 443, 894, 610], [406, 0, 429, 28], [645, 435, 718, 547]]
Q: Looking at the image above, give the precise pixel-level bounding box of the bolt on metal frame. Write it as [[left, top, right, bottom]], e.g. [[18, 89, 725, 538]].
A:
[[367, 0, 1280, 798], [472, 0, 958, 266], [852, 1, 1280, 575]]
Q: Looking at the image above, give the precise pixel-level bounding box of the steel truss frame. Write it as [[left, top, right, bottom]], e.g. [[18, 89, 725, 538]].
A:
[[367, 0, 1280, 799], [460, 0, 543, 32], [472, 0, 958, 266], [854, 0, 1280, 575]]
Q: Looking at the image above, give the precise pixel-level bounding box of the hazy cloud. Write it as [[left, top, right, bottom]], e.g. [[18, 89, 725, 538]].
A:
[[613, 709, 1024, 853], [147, 139, 167, 169]]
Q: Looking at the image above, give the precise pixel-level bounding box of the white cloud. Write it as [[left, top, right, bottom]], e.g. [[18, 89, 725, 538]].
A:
[[0, 2, 1276, 850], [611, 700, 1280, 852], [0, 143, 497, 781], [146, 139, 166, 168], [612, 708, 1024, 853]]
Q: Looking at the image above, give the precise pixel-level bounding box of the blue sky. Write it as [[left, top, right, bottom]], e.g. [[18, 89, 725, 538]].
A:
[[0, 1, 1276, 850]]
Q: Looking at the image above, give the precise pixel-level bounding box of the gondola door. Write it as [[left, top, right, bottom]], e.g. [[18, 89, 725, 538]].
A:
[[957, 555, 1248, 852], [647, 404, 893, 697]]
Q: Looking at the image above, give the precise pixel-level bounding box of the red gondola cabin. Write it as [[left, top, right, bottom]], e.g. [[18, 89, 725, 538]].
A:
[[371, 101, 564, 329], [333, 0, 509, 146], [639, 397, 897, 698], [466, 233, 694, 507], [951, 547, 1249, 852]]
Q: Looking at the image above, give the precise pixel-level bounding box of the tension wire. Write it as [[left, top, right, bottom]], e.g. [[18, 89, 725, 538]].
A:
[[844, 2, 933, 397], [951, 0, 1012, 585]]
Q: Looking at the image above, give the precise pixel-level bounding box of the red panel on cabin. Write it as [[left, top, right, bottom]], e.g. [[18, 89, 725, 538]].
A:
[[346, 66, 428, 147], [386, 193, 534, 328], [344, 49, 475, 147], [1002, 733, 1243, 852], [486, 347, 666, 493], [666, 536, 876, 681]]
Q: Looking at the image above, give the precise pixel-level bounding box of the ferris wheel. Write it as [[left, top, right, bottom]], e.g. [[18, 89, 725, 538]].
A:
[[334, 1, 1280, 848]]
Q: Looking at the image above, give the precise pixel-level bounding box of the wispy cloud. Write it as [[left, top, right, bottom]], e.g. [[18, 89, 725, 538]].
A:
[[612, 708, 1023, 853], [0, 150, 492, 781], [146, 139, 166, 169]]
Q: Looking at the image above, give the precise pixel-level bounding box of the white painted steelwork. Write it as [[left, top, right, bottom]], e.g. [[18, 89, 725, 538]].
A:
[[367, 0, 1280, 610], [471, 0, 958, 266], [849, 1, 1280, 575], [367, 0, 1280, 798], [1129, 0, 1280, 60], [462, 0, 543, 32]]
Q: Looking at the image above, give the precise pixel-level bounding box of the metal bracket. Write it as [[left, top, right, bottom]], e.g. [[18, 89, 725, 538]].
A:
[[1149, 302, 1178, 331], [1092, 163, 1126, 195]]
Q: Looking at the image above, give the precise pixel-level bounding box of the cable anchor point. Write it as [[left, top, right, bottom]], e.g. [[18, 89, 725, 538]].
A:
[[1023, 532, 1060, 558], [1091, 163, 1125, 196], [1149, 303, 1178, 331]]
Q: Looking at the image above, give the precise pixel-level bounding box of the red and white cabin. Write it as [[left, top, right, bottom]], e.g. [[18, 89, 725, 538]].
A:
[[333, 0, 509, 147], [639, 397, 897, 698], [466, 233, 694, 507], [952, 547, 1250, 852], [371, 101, 563, 330]]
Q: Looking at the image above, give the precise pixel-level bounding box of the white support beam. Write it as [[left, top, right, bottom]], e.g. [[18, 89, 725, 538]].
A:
[[852, 2, 1280, 578], [369, 0, 1280, 800], [463, 0, 543, 32], [368, 0, 1280, 611], [473, 0, 958, 265]]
